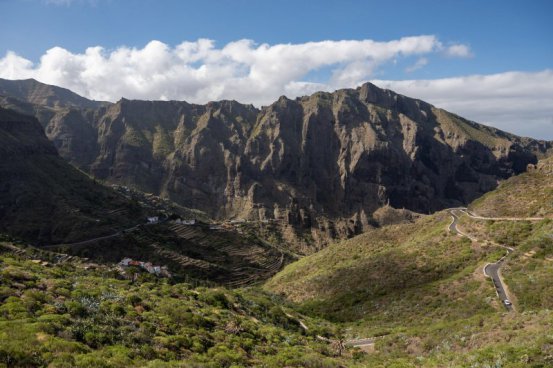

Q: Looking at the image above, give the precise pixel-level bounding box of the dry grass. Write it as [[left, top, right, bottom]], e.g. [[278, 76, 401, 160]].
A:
[[470, 156, 553, 217]]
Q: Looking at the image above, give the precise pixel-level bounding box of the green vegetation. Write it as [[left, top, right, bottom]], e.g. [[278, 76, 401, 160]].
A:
[[0, 248, 349, 367], [265, 211, 514, 362], [122, 126, 149, 148], [152, 125, 175, 158], [265, 156, 553, 367], [469, 156, 553, 217], [50, 221, 289, 287], [504, 232, 553, 310], [458, 157, 553, 313]]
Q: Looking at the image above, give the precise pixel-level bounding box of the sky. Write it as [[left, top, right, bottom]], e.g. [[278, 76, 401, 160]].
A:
[[0, 0, 552, 139]]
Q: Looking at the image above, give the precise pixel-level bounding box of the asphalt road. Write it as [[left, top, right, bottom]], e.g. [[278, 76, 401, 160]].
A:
[[484, 259, 513, 311], [447, 208, 513, 311], [41, 221, 154, 249], [448, 209, 477, 241]]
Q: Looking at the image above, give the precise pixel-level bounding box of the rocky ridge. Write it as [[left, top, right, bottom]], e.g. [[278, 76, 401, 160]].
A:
[[1, 78, 551, 250]]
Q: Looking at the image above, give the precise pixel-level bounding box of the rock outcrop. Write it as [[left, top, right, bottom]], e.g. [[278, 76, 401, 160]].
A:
[[2, 79, 551, 249]]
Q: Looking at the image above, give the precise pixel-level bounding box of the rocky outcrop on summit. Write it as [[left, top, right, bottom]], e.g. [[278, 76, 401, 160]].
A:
[[1, 79, 550, 247]]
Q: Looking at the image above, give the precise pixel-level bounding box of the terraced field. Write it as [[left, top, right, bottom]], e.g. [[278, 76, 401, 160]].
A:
[[45, 221, 290, 287]]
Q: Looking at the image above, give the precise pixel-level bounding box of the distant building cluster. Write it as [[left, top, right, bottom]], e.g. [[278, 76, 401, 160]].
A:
[[118, 257, 171, 278], [174, 218, 196, 225], [169, 216, 284, 234]]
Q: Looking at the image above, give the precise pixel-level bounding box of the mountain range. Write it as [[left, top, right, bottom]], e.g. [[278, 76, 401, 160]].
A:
[[1, 78, 551, 250], [1, 77, 553, 367]]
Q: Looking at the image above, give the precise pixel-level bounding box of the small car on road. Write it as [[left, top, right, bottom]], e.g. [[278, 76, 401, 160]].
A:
[[503, 299, 512, 306]]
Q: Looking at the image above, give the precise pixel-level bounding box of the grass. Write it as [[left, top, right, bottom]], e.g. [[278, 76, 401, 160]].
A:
[[265, 211, 508, 349], [152, 125, 175, 158], [265, 208, 553, 366], [265, 156, 553, 366], [469, 156, 553, 217]]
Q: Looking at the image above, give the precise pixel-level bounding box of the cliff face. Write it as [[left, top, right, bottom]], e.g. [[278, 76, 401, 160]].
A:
[[2, 79, 551, 246]]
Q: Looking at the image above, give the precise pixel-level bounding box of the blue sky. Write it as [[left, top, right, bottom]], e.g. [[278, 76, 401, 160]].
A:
[[0, 0, 552, 138], [2, 0, 552, 77]]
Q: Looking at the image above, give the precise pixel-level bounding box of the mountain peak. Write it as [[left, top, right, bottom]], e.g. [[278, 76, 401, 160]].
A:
[[0, 77, 108, 110]]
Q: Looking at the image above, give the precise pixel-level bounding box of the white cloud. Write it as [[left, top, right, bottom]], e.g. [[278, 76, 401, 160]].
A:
[[373, 70, 553, 140], [0, 51, 34, 79], [444, 44, 473, 58], [405, 57, 428, 73], [0, 36, 448, 105], [0, 37, 551, 139]]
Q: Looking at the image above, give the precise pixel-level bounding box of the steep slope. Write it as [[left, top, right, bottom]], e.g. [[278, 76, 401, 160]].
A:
[[0, 107, 288, 285], [0, 107, 144, 244], [265, 155, 553, 366], [468, 156, 553, 217], [0, 246, 347, 367], [0, 78, 107, 109], [0, 93, 106, 171], [1, 79, 551, 250]]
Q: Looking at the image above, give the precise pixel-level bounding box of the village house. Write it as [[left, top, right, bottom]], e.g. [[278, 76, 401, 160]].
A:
[[174, 218, 196, 225], [118, 257, 171, 278], [229, 219, 246, 224]]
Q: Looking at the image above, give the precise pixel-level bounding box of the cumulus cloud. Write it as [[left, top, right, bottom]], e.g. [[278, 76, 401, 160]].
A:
[[373, 70, 553, 139], [0, 36, 448, 104], [0, 37, 551, 139], [444, 44, 473, 58]]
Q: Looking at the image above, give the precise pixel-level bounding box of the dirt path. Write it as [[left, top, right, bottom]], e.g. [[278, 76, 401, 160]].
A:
[[460, 208, 544, 221], [283, 312, 376, 350]]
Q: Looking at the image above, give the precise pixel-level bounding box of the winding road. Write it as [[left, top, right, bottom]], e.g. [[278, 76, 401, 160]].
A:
[[483, 255, 513, 311], [448, 208, 477, 241], [283, 207, 544, 352], [41, 221, 158, 249], [447, 207, 543, 311]]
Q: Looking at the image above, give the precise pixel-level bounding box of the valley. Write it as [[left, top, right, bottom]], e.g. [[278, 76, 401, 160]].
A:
[[0, 80, 552, 367], [2, 77, 550, 251]]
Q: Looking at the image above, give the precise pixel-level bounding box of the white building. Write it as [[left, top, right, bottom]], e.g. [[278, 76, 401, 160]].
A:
[[175, 219, 196, 225], [119, 257, 133, 266]]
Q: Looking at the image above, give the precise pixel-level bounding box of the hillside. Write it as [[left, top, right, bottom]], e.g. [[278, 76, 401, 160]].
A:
[[0, 243, 351, 367], [469, 156, 553, 217], [0, 107, 145, 244], [0, 107, 288, 286], [1, 78, 551, 251], [0, 78, 107, 110], [265, 155, 553, 366]]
